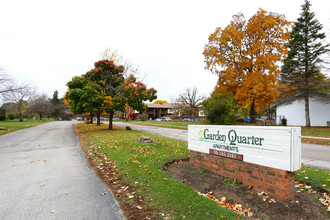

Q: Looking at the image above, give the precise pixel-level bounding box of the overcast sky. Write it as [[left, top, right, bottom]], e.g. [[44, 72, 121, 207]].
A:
[[1, 0, 329, 102]]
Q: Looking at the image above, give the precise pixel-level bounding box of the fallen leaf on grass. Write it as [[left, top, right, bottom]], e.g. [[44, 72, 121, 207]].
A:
[[319, 193, 330, 212]]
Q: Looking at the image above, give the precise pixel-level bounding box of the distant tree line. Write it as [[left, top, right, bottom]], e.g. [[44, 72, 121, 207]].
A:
[[0, 67, 68, 121]]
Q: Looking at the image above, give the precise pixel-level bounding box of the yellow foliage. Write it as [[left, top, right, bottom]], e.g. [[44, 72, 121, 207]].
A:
[[104, 96, 113, 106], [153, 100, 168, 104], [204, 9, 291, 113], [101, 48, 124, 65]]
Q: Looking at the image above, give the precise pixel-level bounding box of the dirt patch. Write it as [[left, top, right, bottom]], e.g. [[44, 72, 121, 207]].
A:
[[166, 160, 329, 220]]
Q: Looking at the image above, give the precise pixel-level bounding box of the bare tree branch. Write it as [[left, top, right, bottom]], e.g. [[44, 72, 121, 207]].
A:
[[176, 87, 205, 119]]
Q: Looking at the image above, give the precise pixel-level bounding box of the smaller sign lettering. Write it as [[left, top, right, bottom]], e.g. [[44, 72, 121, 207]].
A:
[[210, 149, 243, 161]]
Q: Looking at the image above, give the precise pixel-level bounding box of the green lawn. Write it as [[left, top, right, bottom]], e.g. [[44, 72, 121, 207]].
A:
[[0, 119, 48, 136], [75, 123, 239, 219], [302, 138, 330, 145], [295, 166, 330, 190], [301, 127, 330, 138]]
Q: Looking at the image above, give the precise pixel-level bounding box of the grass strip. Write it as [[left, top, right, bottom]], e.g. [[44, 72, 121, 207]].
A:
[[302, 138, 330, 146], [75, 123, 240, 219], [295, 166, 330, 190], [0, 120, 47, 136], [301, 127, 330, 138]]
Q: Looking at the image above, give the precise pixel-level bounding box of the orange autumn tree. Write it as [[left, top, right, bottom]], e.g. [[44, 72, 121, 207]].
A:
[[85, 60, 157, 130], [203, 9, 291, 119]]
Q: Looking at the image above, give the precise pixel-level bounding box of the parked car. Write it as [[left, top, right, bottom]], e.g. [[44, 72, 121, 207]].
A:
[[161, 117, 172, 121], [183, 118, 192, 121], [154, 118, 162, 121]]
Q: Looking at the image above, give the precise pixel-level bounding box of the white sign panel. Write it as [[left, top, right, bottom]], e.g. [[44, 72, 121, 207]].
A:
[[188, 125, 301, 171]]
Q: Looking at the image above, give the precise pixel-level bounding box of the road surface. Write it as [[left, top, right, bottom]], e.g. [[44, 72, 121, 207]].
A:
[[114, 122, 330, 170], [0, 121, 124, 220]]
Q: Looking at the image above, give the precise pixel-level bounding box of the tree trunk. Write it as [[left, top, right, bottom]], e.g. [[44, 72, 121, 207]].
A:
[[19, 112, 23, 122], [108, 111, 114, 130], [90, 113, 93, 124], [304, 37, 311, 127], [96, 110, 101, 126], [249, 99, 256, 123], [39, 113, 42, 120], [305, 90, 311, 127]]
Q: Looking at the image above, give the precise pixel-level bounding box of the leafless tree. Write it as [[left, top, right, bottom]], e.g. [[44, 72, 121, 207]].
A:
[[2, 84, 35, 122], [0, 67, 27, 104], [101, 47, 145, 80], [0, 68, 15, 95], [30, 94, 54, 120], [176, 87, 205, 119]]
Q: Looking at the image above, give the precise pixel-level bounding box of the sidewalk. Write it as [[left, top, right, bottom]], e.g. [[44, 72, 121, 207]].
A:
[[114, 122, 330, 170], [302, 136, 330, 140], [114, 122, 188, 141]]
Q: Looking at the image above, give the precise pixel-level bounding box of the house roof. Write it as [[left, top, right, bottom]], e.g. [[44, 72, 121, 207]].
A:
[[270, 91, 330, 108], [146, 103, 174, 109]]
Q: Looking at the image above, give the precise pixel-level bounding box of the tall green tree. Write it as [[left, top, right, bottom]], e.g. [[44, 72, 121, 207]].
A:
[[50, 90, 61, 119], [280, 0, 329, 127], [65, 76, 105, 124], [85, 60, 126, 129]]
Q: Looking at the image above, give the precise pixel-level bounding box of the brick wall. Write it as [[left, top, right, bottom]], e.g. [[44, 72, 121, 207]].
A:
[[190, 150, 295, 201]]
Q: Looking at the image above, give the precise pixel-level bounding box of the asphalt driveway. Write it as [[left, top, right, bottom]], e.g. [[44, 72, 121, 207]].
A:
[[0, 121, 124, 220]]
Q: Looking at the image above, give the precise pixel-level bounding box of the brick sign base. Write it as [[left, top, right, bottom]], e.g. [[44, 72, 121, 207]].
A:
[[190, 150, 295, 201]]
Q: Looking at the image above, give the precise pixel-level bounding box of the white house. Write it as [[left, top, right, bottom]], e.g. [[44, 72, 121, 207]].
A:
[[271, 91, 330, 126]]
